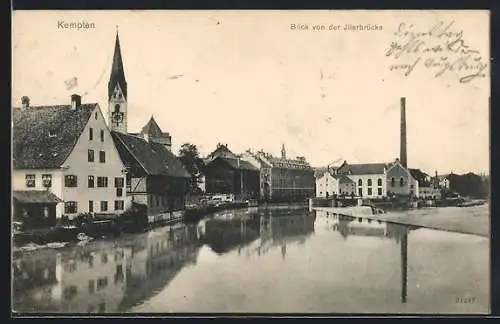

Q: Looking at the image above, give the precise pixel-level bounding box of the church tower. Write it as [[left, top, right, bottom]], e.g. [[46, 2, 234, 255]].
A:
[[108, 29, 128, 133], [281, 143, 286, 159]]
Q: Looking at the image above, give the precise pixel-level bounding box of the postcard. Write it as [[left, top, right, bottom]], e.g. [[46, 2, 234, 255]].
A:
[[11, 10, 490, 315]]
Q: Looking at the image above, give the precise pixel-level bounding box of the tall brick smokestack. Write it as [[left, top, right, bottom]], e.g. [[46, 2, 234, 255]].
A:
[[400, 97, 407, 168]]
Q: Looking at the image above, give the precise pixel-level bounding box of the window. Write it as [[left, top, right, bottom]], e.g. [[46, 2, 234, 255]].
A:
[[114, 200, 124, 211], [116, 188, 123, 197], [114, 104, 120, 113], [89, 128, 93, 140], [114, 177, 124, 188], [97, 276, 108, 290], [367, 179, 372, 186], [358, 179, 362, 186], [99, 151, 106, 163], [410, 184, 414, 189], [100, 201, 108, 212], [368, 188, 372, 195], [95, 112, 98, 120], [358, 188, 363, 196], [378, 178, 382, 186], [43, 207, 49, 217], [378, 188, 383, 196], [65, 175, 78, 187], [88, 280, 95, 294], [391, 177, 395, 187], [88, 149, 94, 162], [88, 176, 95, 188], [97, 177, 108, 188], [101, 253, 108, 264], [64, 201, 77, 214], [42, 174, 52, 188], [400, 177, 405, 187], [98, 301, 106, 313], [63, 285, 78, 301], [89, 200, 94, 213], [25, 174, 35, 187], [100, 130, 104, 142]]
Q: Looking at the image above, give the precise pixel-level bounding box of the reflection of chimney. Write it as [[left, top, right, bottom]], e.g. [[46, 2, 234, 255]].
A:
[[401, 228, 408, 303], [21, 96, 30, 108], [400, 97, 407, 168]]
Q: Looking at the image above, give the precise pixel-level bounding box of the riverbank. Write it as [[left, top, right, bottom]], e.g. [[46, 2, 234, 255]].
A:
[[13, 200, 309, 248], [314, 204, 489, 237]]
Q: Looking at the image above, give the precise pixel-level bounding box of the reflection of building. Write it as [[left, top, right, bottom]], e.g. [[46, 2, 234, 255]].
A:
[[12, 254, 59, 312], [245, 145, 315, 202], [118, 225, 200, 311], [202, 214, 261, 254], [203, 144, 260, 200], [12, 246, 129, 313], [55, 247, 129, 313], [12, 224, 202, 313], [256, 211, 315, 257]]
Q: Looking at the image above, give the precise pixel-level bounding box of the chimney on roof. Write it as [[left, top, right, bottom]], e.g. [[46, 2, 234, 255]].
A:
[[400, 97, 407, 168], [71, 94, 81, 110], [21, 96, 30, 108]]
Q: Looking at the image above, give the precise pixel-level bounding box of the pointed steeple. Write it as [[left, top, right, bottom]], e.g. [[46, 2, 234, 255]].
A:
[[108, 29, 127, 101], [281, 143, 286, 159]]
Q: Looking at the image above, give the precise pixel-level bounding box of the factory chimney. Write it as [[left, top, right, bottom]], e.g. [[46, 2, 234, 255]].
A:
[[400, 97, 407, 168]]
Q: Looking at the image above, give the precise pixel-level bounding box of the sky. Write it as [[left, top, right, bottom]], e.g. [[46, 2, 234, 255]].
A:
[[12, 10, 490, 175]]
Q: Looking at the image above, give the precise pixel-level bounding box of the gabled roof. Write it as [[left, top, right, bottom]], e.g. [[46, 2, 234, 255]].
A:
[[346, 163, 387, 175], [207, 144, 238, 160], [108, 32, 127, 100], [13, 190, 62, 204], [141, 116, 169, 137], [13, 104, 97, 169], [206, 156, 259, 171], [111, 131, 190, 178]]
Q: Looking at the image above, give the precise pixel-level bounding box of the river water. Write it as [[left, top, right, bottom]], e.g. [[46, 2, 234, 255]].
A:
[[12, 205, 489, 314]]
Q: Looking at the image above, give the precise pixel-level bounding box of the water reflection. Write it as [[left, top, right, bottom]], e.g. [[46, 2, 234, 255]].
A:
[[12, 207, 488, 314], [12, 224, 202, 314]]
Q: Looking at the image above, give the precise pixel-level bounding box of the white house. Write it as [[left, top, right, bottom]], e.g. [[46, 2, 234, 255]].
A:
[[438, 175, 451, 189], [335, 159, 419, 199], [13, 94, 132, 220], [337, 162, 388, 198], [315, 170, 339, 198]]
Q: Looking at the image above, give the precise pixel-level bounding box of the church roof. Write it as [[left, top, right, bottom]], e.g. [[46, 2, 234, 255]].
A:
[[140, 116, 168, 136], [13, 103, 97, 169], [111, 131, 190, 178], [108, 31, 127, 101]]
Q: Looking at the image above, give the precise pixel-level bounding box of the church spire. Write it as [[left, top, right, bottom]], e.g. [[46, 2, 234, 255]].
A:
[[281, 143, 286, 159], [108, 29, 127, 101]]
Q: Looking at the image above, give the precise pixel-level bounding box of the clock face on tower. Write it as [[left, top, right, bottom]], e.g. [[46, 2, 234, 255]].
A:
[[112, 111, 124, 126]]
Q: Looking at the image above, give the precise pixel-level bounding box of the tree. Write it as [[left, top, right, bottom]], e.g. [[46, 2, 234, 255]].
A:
[[178, 143, 204, 194]]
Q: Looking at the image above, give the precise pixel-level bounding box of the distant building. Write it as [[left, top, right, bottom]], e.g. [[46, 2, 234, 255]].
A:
[[202, 143, 260, 200], [246, 145, 315, 202], [12, 94, 131, 224], [337, 161, 388, 198], [337, 158, 419, 198], [314, 169, 356, 198], [438, 175, 451, 189]]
